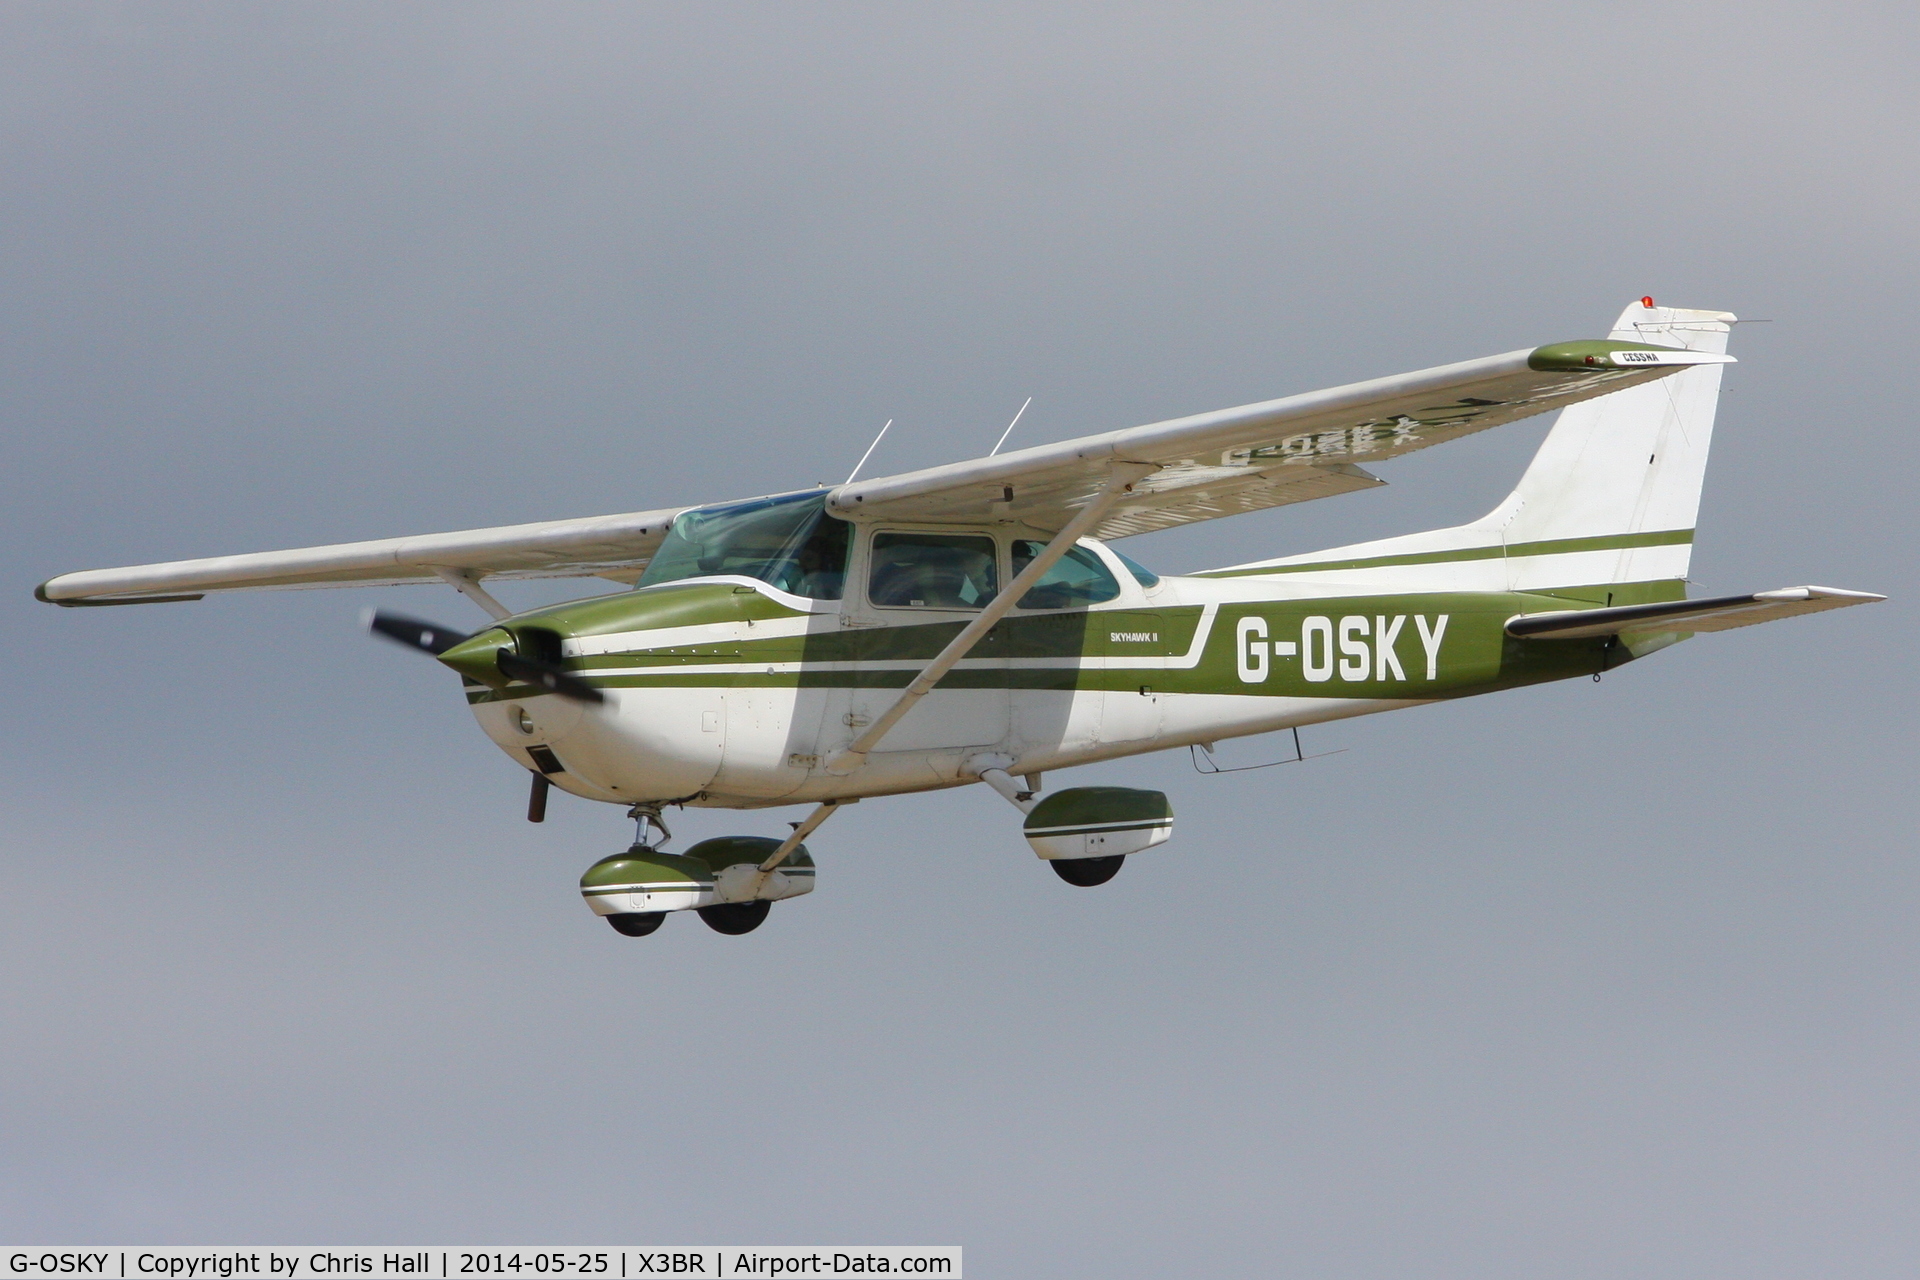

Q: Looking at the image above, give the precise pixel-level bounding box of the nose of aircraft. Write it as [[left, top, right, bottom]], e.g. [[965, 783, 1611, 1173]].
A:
[[437, 627, 512, 684]]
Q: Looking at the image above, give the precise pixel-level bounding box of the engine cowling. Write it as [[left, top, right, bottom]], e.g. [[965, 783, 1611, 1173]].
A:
[[1023, 786, 1173, 861]]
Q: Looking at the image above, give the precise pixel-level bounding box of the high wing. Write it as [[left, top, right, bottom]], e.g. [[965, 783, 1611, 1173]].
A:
[[1506, 587, 1886, 641], [827, 337, 1731, 538], [37, 506, 686, 605], [36, 323, 1728, 606]]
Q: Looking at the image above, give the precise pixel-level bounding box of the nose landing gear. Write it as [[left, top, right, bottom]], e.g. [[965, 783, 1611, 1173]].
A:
[[1050, 854, 1126, 887], [606, 911, 666, 936]]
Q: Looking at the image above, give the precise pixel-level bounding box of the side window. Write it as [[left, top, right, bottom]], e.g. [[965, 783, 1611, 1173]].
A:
[[868, 532, 1001, 609], [1012, 541, 1121, 609]]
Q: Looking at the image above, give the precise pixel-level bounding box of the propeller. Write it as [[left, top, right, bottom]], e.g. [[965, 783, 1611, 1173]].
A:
[[367, 609, 606, 705], [495, 649, 606, 704], [368, 610, 468, 655]]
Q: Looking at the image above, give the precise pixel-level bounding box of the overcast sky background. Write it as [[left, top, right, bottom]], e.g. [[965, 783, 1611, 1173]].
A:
[[3, 3, 1916, 1274]]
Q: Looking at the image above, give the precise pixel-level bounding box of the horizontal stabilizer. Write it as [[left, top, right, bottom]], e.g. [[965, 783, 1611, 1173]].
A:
[[1507, 586, 1884, 641]]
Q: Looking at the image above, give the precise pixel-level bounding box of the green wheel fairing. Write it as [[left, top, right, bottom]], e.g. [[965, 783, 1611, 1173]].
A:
[[1024, 786, 1174, 861], [579, 837, 816, 919], [679, 835, 816, 878], [1024, 787, 1173, 836], [580, 848, 716, 897]]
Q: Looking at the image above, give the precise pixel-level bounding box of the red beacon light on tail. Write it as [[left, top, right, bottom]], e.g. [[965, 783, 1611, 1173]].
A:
[[1641, 296, 1656, 308]]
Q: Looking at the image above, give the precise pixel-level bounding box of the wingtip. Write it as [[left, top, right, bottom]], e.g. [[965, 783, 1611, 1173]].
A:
[[1756, 585, 1888, 604]]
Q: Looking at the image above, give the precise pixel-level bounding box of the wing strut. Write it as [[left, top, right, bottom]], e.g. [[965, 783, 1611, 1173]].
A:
[[432, 566, 513, 621], [826, 463, 1155, 777]]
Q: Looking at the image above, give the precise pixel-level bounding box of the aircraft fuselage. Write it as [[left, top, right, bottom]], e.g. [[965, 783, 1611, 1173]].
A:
[[452, 546, 1664, 810]]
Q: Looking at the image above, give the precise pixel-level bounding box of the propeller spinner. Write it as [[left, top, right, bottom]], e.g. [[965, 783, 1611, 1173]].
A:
[[367, 610, 605, 704]]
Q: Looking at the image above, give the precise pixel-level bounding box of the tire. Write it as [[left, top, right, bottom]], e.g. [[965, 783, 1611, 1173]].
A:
[[606, 912, 667, 937], [1050, 854, 1125, 887], [698, 900, 773, 935]]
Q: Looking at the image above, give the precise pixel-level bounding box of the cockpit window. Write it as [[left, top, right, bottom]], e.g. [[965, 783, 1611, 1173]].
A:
[[868, 532, 1000, 609], [637, 490, 851, 599], [1012, 541, 1121, 609]]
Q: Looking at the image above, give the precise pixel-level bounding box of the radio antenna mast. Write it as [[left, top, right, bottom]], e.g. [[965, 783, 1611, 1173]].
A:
[[844, 419, 893, 485], [989, 397, 1032, 457]]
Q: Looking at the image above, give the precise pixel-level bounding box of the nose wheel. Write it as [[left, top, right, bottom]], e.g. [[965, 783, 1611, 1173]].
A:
[[1050, 854, 1125, 887], [606, 912, 666, 936]]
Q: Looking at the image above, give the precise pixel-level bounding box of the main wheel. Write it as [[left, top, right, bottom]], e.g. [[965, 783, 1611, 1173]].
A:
[[606, 911, 667, 937], [698, 900, 772, 935], [1050, 854, 1125, 887]]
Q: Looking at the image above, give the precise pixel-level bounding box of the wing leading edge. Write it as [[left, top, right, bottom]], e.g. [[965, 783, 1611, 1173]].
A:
[[36, 505, 686, 605]]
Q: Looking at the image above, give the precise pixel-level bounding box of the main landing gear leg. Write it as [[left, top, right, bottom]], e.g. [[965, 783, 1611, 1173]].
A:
[[626, 802, 673, 850], [979, 765, 1124, 887], [600, 803, 677, 936]]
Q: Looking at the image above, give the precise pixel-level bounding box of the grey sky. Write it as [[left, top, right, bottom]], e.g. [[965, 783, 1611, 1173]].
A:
[[4, 3, 1915, 1274]]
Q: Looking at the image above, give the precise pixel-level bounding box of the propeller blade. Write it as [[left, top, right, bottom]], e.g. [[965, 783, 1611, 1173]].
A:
[[368, 610, 471, 656], [496, 649, 607, 705]]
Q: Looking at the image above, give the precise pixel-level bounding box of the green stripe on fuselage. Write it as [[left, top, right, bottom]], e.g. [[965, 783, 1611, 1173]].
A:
[[1193, 528, 1694, 579], [466, 579, 1687, 705]]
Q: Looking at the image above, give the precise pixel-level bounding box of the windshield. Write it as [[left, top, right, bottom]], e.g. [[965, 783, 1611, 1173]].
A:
[[637, 490, 851, 599]]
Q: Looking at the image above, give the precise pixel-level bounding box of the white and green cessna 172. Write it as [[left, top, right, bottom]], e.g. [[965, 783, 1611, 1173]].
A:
[[39, 300, 1883, 936]]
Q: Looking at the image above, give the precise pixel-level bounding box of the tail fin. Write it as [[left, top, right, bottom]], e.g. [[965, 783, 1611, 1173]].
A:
[[1216, 300, 1736, 600], [1479, 300, 1735, 587]]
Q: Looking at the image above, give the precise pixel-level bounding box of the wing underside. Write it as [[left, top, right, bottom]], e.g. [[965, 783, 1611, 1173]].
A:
[[37, 319, 1728, 605]]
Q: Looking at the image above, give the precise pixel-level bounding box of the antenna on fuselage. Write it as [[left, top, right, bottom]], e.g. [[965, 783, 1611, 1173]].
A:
[[989, 396, 1032, 457], [844, 418, 893, 484]]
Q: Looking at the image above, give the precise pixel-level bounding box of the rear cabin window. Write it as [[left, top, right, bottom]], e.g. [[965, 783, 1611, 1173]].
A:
[[1111, 547, 1161, 589], [636, 491, 851, 599], [1012, 541, 1121, 609], [868, 532, 1000, 609]]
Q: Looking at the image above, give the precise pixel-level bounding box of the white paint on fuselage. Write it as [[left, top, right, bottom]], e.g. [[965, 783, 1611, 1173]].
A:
[[464, 569, 1455, 810]]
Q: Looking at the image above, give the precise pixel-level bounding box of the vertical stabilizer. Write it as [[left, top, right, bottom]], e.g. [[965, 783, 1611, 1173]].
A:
[[1478, 301, 1735, 588], [1212, 300, 1736, 597]]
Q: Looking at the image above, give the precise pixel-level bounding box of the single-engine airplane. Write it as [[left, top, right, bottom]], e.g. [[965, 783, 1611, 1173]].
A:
[[39, 299, 1883, 936]]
